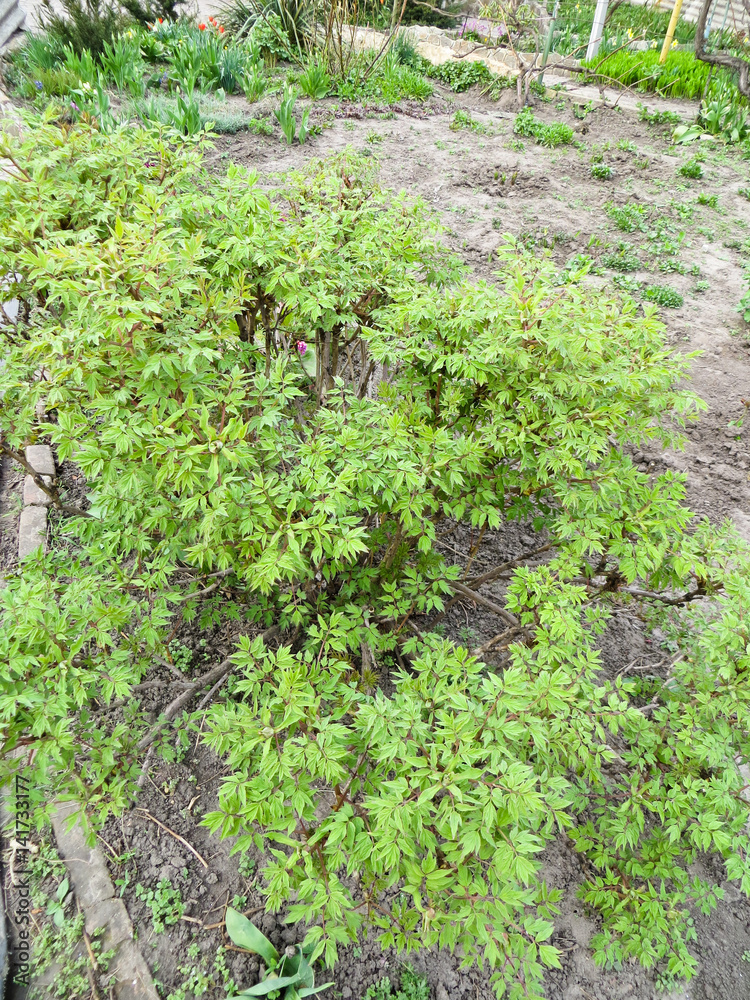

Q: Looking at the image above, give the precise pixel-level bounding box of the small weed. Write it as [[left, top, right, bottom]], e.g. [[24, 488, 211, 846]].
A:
[[697, 192, 718, 208], [638, 103, 681, 126], [450, 109, 487, 134], [514, 108, 574, 148], [248, 117, 274, 135], [601, 242, 641, 271], [643, 284, 684, 308], [365, 130, 382, 143], [613, 275, 642, 293], [694, 280, 710, 292], [617, 139, 638, 152], [607, 202, 649, 232], [168, 640, 193, 672], [739, 187, 750, 200], [573, 100, 595, 120], [591, 163, 613, 180], [364, 968, 430, 1000], [679, 159, 703, 179], [135, 880, 184, 932], [238, 854, 257, 879]]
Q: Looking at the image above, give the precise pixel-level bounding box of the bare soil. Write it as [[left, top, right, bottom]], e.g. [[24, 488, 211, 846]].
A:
[[6, 81, 750, 1000]]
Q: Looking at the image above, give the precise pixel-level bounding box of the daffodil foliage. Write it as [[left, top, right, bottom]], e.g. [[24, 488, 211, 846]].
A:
[[1, 112, 750, 997]]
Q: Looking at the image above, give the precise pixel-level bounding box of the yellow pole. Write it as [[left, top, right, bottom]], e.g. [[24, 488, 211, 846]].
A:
[[659, 0, 684, 64]]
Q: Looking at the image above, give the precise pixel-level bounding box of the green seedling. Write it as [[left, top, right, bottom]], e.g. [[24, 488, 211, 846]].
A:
[[225, 907, 333, 998]]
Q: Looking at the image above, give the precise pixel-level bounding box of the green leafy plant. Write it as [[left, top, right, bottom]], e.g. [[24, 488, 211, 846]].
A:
[[135, 880, 184, 932], [696, 84, 750, 144], [225, 907, 333, 997], [45, 876, 71, 928], [637, 103, 682, 126], [678, 158, 703, 179], [363, 969, 428, 1000], [514, 107, 573, 147], [606, 201, 649, 232], [601, 241, 640, 271], [449, 109, 487, 133], [590, 163, 613, 180], [299, 59, 330, 99], [242, 60, 268, 101], [101, 34, 145, 95], [424, 58, 492, 92], [274, 88, 309, 143], [3, 116, 750, 999], [696, 192, 718, 207], [642, 283, 684, 308], [334, 51, 433, 103]]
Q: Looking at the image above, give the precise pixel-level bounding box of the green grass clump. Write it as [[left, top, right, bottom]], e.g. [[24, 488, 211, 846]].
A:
[[591, 163, 613, 180], [643, 284, 684, 308], [606, 202, 649, 232], [697, 193, 718, 208], [514, 108, 574, 148], [583, 50, 712, 100], [679, 159, 703, 179], [450, 109, 487, 133], [601, 242, 640, 271], [334, 52, 433, 103]]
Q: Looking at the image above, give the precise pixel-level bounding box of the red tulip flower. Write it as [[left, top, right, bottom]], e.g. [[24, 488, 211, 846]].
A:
[[199, 22, 206, 29]]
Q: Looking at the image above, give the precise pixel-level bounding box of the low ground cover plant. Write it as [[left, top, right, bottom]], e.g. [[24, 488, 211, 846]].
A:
[[513, 107, 574, 147], [2, 115, 750, 999]]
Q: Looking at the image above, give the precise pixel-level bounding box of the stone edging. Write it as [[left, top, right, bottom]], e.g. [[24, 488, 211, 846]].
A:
[[18, 445, 53, 559], [3, 438, 162, 997], [50, 802, 160, 1000]]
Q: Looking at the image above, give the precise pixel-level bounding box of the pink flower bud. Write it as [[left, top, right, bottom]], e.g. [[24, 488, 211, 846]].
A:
[[296, 341, 307, 356]]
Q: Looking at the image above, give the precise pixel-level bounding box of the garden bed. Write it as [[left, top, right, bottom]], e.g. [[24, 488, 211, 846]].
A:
[[3, 78, 750, 1000]]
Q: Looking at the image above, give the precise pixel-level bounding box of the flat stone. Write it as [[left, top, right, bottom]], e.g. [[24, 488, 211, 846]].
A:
[[24, 444, 55, 477], [50, 801, 115, 908], [23, 474, 52, 506], [17, 505, 47, 558], [108, 942, 160, 1000], [85, 897, 135, 951]]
